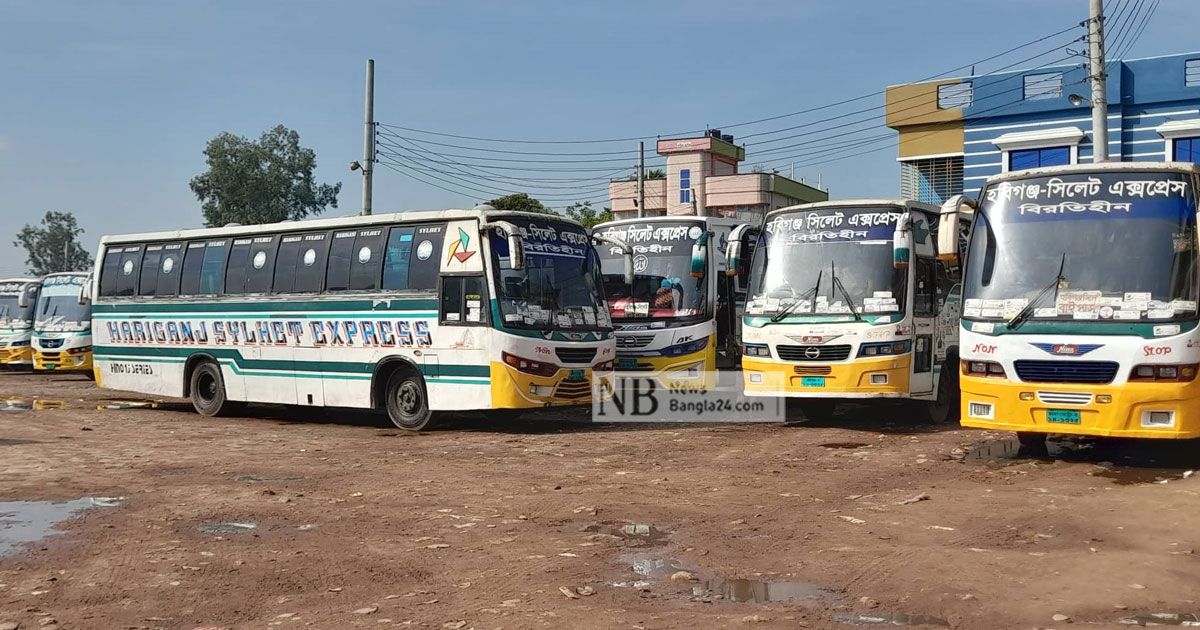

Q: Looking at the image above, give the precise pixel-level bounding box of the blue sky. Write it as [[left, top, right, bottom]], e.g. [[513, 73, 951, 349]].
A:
[[1, 0, 1197, 274]]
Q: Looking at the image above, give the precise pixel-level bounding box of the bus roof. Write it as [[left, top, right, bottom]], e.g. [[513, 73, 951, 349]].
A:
[[98, 208, 587, 246], [593, 215, 746, 230], [39, 271, 88, 280], [0, 277, 40, 285], [766, 199, 939, 220], [983, 161, 1200, 187]]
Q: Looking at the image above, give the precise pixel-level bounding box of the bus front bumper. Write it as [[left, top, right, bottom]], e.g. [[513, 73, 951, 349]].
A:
[[490, 363, 612, 409], [615, 345, 716, 389], [741, 355, 911, 398], [34, 350, 93, 372], [960, 374, 1200, 439], [0, 347, 32, 366]]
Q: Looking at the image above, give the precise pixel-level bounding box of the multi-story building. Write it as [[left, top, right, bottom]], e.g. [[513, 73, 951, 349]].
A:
[[608, 130, 828, 221], [886, 51, 1200, 202]]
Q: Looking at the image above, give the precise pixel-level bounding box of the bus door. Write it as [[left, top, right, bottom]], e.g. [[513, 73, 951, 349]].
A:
[[908, 212, 937, 395], [721, 224, 758, 366]]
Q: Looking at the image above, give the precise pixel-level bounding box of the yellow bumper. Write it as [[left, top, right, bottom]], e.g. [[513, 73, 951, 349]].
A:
[[615, 344, 716, 389], [742, 354, 911, 397], [34, 350, 94, 372], [0, 347, 32, 366], [489, 362, 611, 409], [961, 374, 1200, 439]]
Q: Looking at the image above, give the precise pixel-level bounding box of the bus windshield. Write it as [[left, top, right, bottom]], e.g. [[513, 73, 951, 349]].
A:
[[965, 171, 1198, 323], [35, 278, 90, 332], [0, 283, 37, 328], [746, 207, 906, 318], [489, 218, 610, 331], [595, 221, 708, 321]]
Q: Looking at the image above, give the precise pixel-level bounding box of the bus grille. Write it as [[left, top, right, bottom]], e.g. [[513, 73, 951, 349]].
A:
[[616, 335, 654, 349], [1014, 360, 1119, 384], [39, 338, 64, 349], [776, 344, 852, 362], [793, 365, 832, 375], [554, 379, 591, 400], [555, 348, 597, 364]]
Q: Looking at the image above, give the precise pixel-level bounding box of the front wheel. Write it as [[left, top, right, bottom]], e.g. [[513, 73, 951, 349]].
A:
[[385, 370, 435, 431], [189, 361, 239, 417], [924, 365, 961, 425]]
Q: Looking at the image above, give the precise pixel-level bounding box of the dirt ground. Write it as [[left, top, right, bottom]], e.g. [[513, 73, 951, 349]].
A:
[[2, 372, 1200, 630]]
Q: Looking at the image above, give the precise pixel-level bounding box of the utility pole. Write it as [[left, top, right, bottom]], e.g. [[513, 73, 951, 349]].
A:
[[637, 141, 645, 219], [361, 59, 375, 215], [1088, 0, 1108, 162]]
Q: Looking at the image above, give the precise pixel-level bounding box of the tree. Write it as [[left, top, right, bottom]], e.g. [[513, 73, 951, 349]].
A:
[[487, 193, 555, 215], [14, 211, 94, 275], [562, 201, 613, 229], [645, 168, 666, 180], [189, 124, 341, 227]]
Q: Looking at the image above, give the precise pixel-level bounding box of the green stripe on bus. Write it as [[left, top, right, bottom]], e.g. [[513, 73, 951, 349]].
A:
[[93, 345, 491, 378], [92, 297, 439, 314]]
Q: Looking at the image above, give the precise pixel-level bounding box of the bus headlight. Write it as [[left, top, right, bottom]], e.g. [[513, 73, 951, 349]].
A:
[[1130, 363, 1198, 382], [857, 340, 912, 357], [962, 360, 1006, 377], [501, 352, 560, 378], [742, 343, 770, 357], [593, 360, 615, 372], [663, 337, 709, 357], [66, 345, 93, 355]]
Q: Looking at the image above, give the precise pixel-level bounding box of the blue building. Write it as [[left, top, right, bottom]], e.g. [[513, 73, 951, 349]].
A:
[[885, 52, 1200, 203]]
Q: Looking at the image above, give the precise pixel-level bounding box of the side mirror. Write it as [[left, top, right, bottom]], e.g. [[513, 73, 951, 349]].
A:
[[79, 275, 92, 306], [481, 221, 525, 270], [893, 214, 912, 270], [591, 233, 635, 285], [17, 285, 31, 309], [724, 224, 753, 278], [937, 194, 976, 265], [623, 256, 635, 286], [690, 231, 709, 279]]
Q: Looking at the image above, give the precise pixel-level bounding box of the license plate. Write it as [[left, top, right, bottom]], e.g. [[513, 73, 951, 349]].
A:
[[1046, 409, 1081, 424], [800, 376, 826, 388], [617, 358, 637, 369], [569, 369, 585, 381]]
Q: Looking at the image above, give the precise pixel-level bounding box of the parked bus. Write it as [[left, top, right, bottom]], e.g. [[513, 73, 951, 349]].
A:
[[92, 208, 620, 430], [593, 216, 756, 385], [0, 278, 41, 369], [32, 272, 94, 373], [952, 162, 1200, 445], [735, 200, 967, 423]]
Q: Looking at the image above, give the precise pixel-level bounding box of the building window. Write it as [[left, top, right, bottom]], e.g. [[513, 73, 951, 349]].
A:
[[1187, 59, 1200, 87], [937, 82, 973, 109], [1023, 72, 1063, 101], [1008, 146, 1070, 170], [1174, 137, 1200, 163], [900, 156, 963, 204], [679, 168, 691, 204]]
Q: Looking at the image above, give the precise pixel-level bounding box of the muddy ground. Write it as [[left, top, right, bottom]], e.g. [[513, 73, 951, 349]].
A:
[[2, 372, 1200, 630]]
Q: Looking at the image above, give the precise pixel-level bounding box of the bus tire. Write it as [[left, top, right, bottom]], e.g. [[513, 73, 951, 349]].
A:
[[925, 365, 960, 425], [798, 400, 837, 423], [189, 361, 237, 417], [384, 369, 435, 431]]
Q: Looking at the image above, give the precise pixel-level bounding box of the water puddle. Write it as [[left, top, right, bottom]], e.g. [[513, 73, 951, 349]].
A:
[[0, 497, 123, 556], [583, 521, 668, 545], [964, 437, 1198, 485], [234, 474, 304, 483], [700, 578, 833, 605], [1118, 612, 1200, 626], [821, 442, 871, 449], [620, 551, 692, 578], [836, 612, 950, 627], [97, 400, 159, 410], [197, 521, 258, 535], [0, 438, 41, 446]]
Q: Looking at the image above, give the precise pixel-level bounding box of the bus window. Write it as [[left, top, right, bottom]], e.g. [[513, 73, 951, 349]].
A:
[[199, 241, 228, 294], [441, 275, 487, 325], [224, 238, 253, 295], [104, 246, 143, 297], [243, 236, 278, 294], [382, 227, 416, 290], [273, 235, 303, 293], [294, 234, 329, 293], [325, 230, 357, 291], [408, 224, 446, 291], [157, 243, 183, 296], [139, 245, 163, 296], [348, 229, 386, 291], [99, 248, 123, 297]]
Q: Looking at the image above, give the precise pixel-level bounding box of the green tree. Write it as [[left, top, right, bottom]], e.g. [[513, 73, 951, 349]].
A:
[[562, 201, 613, 229], [487, 193, 555, 215], [645, 168, 666, 180], [189, 124, 341, 227], [14, 211, 94, 275]]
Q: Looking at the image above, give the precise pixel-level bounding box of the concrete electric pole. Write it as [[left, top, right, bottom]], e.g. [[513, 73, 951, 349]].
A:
[[1088, 0, 1109, 162], [361, 59, 375, 216], [637, 141, 645, 219]]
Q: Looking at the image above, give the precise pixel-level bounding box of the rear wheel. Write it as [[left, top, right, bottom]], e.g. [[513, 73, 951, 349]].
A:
[[189, 361, 238, 417], [924, 364, 961, 425], [385, 369, 435, 431]]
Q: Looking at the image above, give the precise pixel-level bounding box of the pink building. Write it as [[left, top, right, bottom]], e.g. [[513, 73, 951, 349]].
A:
[[608, 130, 828, 221]]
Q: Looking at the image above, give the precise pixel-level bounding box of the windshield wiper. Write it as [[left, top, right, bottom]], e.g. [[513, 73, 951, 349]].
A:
[[770, 270, 822, 322], [1007, 252, 1068, 331], [830, 261, 863, 322]]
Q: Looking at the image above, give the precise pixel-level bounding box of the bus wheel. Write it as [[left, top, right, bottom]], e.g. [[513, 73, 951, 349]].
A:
[[798, 400, 837, 422], [190, 361, 237, 417], [385, 370, 434, 431], [925, 367, 961, 425]]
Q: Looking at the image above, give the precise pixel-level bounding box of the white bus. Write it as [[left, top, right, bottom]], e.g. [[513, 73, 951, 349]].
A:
[[736, 200, 967, 423], [0, 278, 41, 369], [593, 216, 755, 385], [32, 272, 94, 373], [92, 208, 619, 430]]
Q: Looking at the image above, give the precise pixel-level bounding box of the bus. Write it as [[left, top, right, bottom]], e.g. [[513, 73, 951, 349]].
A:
[[593, 216, 755, 385], [91, 208, 620, 430], [952, 162, 1200, 444], [32, 272, 94, 373], [735, 200, 967, 423], [0, 278, 41, 369]]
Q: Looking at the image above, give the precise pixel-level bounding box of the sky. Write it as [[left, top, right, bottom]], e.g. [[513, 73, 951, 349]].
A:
[[1, 0, 1197, 276]]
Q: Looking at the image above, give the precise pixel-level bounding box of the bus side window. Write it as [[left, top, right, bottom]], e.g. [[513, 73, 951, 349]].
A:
[[914, 258, 937, 316], [440, 276, 487, 325], [199, 241, 228, 294], [382, 227, 416, 290], [408, 224, 446, 291], [99, 248, 124, 297], [157, 243, 184, 296], [179, 242, 207, 295], [294, 234, 330, 293], [325, 231, 357, 291], [110, 246, 143, 298], [273, 235, 303, 293], [224, 239, 253, 295], [243, 236, 279, 294], [139, 245, 164, 297], [349, 229, 386, 291]]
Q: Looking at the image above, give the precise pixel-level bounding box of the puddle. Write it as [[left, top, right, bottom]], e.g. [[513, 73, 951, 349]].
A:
[[821, 442, 871, 449], [1118, 612, 1200, 626], [582, 520, 669, 545], [836, 612, 950, 627], [621, 551, 691, 578], [0, 399, 33, 411], [234, 475, 304, 483], [0, 497, 122, 556], [97, 400, 159, 410], [197, 521, 258, 535], [964, 437, 1198, 485], [0, 439, 41, 446], [701, 578, 833, 605]]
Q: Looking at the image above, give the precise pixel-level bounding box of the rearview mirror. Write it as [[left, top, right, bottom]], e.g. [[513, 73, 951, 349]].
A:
[[481, 221, 525, 270], [17, 285, 32, 309], [591, 233, 635, 285], [724, 224, 754, 278], [690, 231, 708, 278], [893, 214, 912, 270], [937, 194, 976, 266], [79, 275, 92, 306]]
